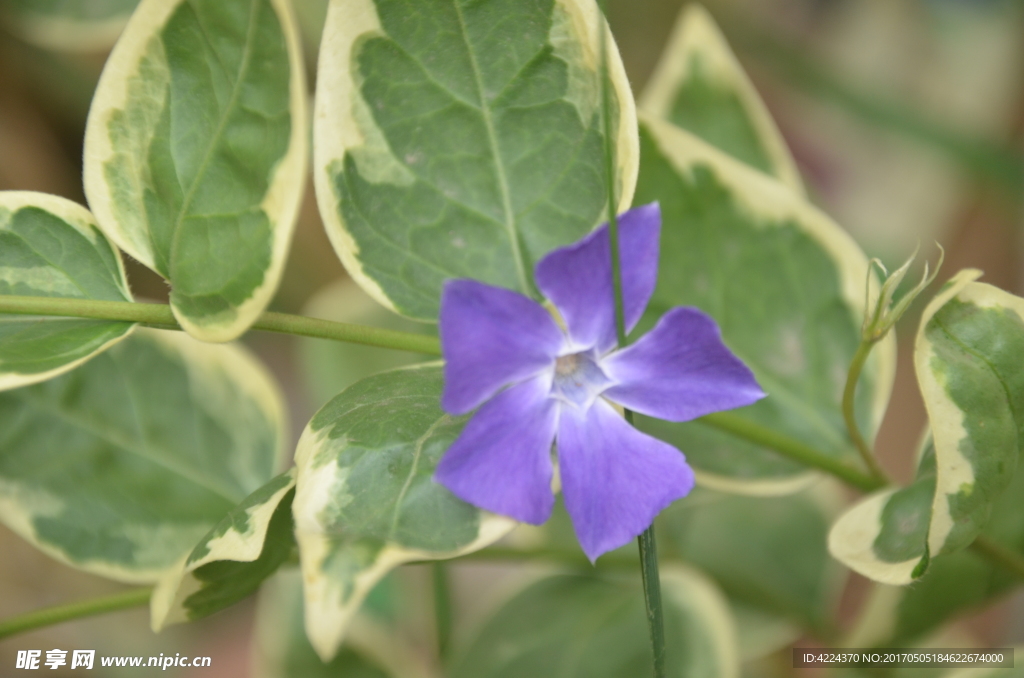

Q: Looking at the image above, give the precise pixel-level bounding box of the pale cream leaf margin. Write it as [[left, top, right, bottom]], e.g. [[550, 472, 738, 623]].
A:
[[150, 470, 296, 630], [0, 191, 136, 391], [312, 0, 638, 315], [83, 0, 308, 343], [914, 269, 984, 556], [639, 5, 803, 194], [641, 115, 896, 492]]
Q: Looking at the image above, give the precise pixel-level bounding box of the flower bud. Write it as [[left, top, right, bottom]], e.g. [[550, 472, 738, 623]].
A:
[[862, 244, 944, 343]]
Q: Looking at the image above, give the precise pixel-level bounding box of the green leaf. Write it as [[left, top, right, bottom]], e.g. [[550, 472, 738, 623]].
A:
[[83, 0, 308, 342], [0, 0, 140, 52], [254, 571, 415, 678], [632, 116, 894, 494], [449, 568, 739, 678], [0, 192, 136, 391], [828, 435, 936, 585], [298, 279, 434, 409], [638, 5, 803, 193], [293, 363, 515, 660], [829, 269, 1024, 585], [660, 482, 845, 643], [838, 272, 1024, 641], [914, 270, 1024, 557], [150, 470, 296, 629], [0, 328, 286, 582], [852, 448, 1024, 646], [313, 0, 639, 321]]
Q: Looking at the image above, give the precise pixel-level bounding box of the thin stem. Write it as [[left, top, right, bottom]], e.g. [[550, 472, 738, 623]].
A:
[[431, 562, 453, 663], [637, 525, 666, 675], [842, 341, 890, 484], [699, 411, 884, 493], [0, 588, 152, 640], [971, 535, 1024, 580], [598, 4, 665, 674], [0, 295, 441, 356]]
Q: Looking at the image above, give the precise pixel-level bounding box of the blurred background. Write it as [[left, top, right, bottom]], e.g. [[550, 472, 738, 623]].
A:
[[0, 0, 1021, 675]]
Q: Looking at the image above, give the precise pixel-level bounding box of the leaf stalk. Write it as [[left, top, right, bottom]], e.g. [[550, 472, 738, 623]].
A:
[[0, 295, 441, 356], [699, 411, 885, 492], [0, 588, 152, 641], [842, 341, 890, 485]]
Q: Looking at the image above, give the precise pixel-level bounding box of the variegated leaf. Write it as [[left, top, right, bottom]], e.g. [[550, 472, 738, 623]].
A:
[[0, 328, 286, 582], [293, 363, 515, 661], [313, 0, 639, 321], [829, 271, 1024, 600], [915, 270, 1024, 558], [634, 116, 894, 495], [828, 434, 935, 585], [83, 0, 308, 342], [151, 469, 296, 629], [639, 4, 802, 193], [846, 448, 1024, 646], [0, 0, 140, 52], [450, 567, 739, 678], [0, 191, 135, 391]]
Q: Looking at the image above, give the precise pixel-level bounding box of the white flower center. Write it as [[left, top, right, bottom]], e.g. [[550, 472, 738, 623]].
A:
[[550, 350, 612, 410]]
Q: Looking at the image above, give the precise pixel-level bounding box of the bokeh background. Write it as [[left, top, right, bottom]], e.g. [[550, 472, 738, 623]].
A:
[[0, 0, 1022, 675]]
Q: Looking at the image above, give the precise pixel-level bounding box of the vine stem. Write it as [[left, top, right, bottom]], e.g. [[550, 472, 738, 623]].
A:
[[0, 295, 441, 356], [598, 4, 665, 675], [699, 412, 884, 492], [841, 341, 890, 484], [0, 588, 152, 640]]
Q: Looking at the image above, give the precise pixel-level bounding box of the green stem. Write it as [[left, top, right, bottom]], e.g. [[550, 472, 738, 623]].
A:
[[0, 588, 152, 640], [842, 341, 890, 484], [637, 524, 666, 675], [432, 562, 453, 663], [970, 535, 1024, 580], [599, 6, 665, 674], [699, 411, 884, 492], [0, 295, 441, 356]]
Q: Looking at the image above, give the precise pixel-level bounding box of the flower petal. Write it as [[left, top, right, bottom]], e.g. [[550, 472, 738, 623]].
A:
[[602, 306, 765, 422], [535, 203, 661, 353], [440, 279, 564, 414], [557, 399, 694, 561], [435, 376, 557, 525]]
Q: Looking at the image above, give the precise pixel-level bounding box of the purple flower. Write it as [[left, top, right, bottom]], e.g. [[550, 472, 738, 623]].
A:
[[434, 203, 765, 561]]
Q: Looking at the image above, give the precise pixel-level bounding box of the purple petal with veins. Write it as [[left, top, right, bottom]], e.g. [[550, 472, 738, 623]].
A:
[[440, 279, 565, 415], [435, 375, 558, 525], [535, 203, 660, 353], [557, 399, 695, 562], [602, 306, 765, 422]]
